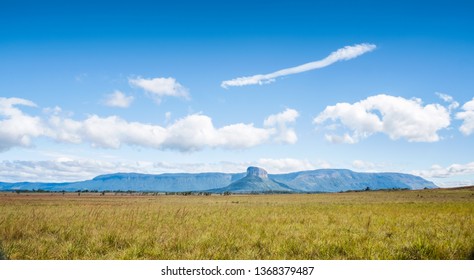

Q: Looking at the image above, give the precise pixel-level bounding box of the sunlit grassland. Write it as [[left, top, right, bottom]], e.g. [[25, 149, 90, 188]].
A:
[[0, 188, 473, 259]]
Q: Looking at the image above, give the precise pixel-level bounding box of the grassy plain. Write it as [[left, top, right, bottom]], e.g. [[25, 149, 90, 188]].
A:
[[0, 188, 473, 260]]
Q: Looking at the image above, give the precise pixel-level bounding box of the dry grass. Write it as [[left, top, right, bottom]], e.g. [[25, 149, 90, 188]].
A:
[[0, 188, 473, 259]]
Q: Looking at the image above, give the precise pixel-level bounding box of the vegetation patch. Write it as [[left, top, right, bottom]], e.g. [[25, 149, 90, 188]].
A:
[[0, 188, 472, 260], [0, 243, 7, 260]]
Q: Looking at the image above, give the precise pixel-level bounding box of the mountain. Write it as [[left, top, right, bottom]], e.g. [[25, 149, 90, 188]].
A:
[[209, 166, 297, 193], [270, 169, 436, 192], [0, 172, 245, 192], [0, 167, 437, 193], [79, 172, 246, 192]]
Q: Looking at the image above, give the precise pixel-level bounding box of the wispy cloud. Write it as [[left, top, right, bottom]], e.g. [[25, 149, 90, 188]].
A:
[[436, 92, 459, 112], [314, 94, 451, 143], [129, 76, 189, 103], [411, 162, 474, 187], [104, 90, 134, 108], [257, 158, 329, 173], [74, 73, 87, 82], [352, 160, 376, 171], [221, 43, 376, 88], [0, 158, 139, 182], [413, 162, 474, 179]]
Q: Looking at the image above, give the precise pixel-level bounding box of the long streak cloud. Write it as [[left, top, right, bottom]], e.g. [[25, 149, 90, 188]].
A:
[[221, 43, 377, 88]]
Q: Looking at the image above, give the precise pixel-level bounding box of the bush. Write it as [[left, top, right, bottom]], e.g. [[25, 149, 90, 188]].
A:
[[0, 248, 7, 260]]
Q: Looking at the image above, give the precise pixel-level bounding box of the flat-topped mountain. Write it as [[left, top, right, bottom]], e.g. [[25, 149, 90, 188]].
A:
[[209, 166, 296, 193], [271, 169, 437, 192], [0, 167, 437, 193], [246, 166, 269, 178]]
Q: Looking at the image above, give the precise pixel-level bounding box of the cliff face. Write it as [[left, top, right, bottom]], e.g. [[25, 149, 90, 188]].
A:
[[246, 166, 268, 179]]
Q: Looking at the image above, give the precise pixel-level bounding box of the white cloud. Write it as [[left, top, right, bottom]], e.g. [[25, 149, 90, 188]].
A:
[[264, 108, 299, 126], [411, 162, 474, 187], [324, 133, 358, 144], [456, 97, 474, 135], [42, 106, 62, 115], [64, 109, 299, 151], [74, 73, 87, 82], [436, 92, 459, 112], [0, 158, 327, 182], [410, 162, 474, 188], [165, 112, 172, 123], [434, 180, 474, 188], [352, 160, 376, 170], [314, 94, 451, 143], [350, 160, 392, 172], [0, 96, 298, 152], [162, 114, 273, 151], [81, 115, 169, 149], [413, 162, 474, 178], [129, 76, 189, 103], [221, 43, 376, 88], [47, 116, 83, 144], [104, 90, 134, 108], [436, 92, 454, 103], [256, 158, 329, 173], [264, 108, 299, 144], [0, 97, 46, 152], [0, 159, 154, 182]]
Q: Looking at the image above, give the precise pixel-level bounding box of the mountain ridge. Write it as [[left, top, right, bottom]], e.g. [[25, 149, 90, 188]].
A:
[[0, 167, 437, 193]]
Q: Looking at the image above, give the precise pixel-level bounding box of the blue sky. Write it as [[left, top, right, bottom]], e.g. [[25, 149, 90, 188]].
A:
[[1, 0, 473, 186]]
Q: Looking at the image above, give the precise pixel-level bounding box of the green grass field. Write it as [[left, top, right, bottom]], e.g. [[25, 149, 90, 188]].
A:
[[0, 188, 473, 260]]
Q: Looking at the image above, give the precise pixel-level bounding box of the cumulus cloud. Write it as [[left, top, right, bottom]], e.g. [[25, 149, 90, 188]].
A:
[[314, 94, 451, 143], [129, 76, 189, 103], [263, 108, 299, 144], [0, 97, 46, 151], [49, 113, 272, 151], [0, 96, 299, 152], [162, 114, 273, 151], [456, 97, 474, 135], [221, 43, 376, 88], [104, 90, 134, 108]]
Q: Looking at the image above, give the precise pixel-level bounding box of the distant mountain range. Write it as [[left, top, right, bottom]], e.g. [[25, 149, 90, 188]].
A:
[[0, 166, 437, 193]]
